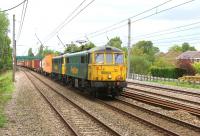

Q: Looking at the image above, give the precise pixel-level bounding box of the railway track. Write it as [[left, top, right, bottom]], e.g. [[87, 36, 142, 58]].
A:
[[96, 99, 200, 136], [122, 90, 200, 116], [127, 81, 200, 98], [26, 69, 200, 136], [23, 70, 121, 136], [126, 86, 200, 107]]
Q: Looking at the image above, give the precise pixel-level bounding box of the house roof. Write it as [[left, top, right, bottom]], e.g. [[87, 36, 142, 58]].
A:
[[176, 51, 200, 59]]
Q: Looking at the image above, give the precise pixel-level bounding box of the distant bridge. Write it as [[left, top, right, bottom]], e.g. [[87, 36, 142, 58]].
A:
[[16, 56, 42, 61]]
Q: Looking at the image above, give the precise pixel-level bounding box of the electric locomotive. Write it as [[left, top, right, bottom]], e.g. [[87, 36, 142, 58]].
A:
[[52, 46, 127, 97]]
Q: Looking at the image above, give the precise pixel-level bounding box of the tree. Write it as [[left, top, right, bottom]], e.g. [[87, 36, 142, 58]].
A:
[[192, 62, 200, 74], [42, 47, 56, 56], [28, 48, 34, 56], [0, 12, 12, 71], [36, 45, 43, 56], [168, 43, 196, 53], [169, 45, 182, 52], [182, 42, 196, 52], [107, 37, 122, 48], [79, 42, 95, 51], [153, 57, 174, 68], [176, 59, 196, 75], [64, 43, 79, 53], [132, 40, 159, 63], [130, 56, 151, 74]]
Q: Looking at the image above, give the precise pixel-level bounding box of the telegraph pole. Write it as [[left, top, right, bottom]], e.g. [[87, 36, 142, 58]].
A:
[[12, 15, 16, 82], [127, 19, 131, 79]]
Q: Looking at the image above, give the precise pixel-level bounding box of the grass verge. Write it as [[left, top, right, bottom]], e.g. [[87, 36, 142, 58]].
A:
[[0, 71, 14, 127], [150, 80, 200, 90]]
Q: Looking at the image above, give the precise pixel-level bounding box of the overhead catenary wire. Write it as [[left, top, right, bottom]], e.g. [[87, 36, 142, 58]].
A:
[[86, 0, 173, 37], [132, 25, 200, 41], [44, 0, 88, 43], [87, 0, 196, 39], [131, 20, 200, 39], [44, 0, 96, 44], [17, 0, 28, 41], [0, 0, 27, 12]]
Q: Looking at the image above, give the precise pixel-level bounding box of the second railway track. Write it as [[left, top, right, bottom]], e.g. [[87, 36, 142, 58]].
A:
[[127, 81, 200, 98]]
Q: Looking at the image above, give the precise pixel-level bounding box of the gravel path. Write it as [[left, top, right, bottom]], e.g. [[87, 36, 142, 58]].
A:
[[0, 71, 73, 136]]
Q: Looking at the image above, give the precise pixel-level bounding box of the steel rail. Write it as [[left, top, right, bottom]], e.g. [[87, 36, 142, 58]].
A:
[[96, 99, 180, 136], [116, 98, 200, 132], [126, 86, 200, 106], [23, 70, 80, 136], [122, 91, 200, 116], [127, 81, 200, 98], [28, 70, 122, 136]]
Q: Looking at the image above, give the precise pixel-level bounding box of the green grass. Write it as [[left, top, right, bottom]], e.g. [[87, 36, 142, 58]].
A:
[[150, 80, 200, 90], [0, 71, 14, 127]]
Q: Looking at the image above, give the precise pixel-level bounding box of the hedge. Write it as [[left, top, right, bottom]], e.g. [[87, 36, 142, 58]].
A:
[[150, 67, 186, 79]]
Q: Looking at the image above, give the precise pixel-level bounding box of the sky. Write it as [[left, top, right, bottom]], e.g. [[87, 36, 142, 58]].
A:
[[1, 0, 200, 56]]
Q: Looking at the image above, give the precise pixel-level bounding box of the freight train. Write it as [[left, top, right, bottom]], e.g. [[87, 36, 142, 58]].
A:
[[17, 46, 127, 97]]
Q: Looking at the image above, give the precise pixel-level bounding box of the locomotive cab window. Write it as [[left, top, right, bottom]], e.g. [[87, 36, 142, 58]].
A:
[[115, 53, 123, 64], [95, 53, 104, 64], [106, 53, 113, 64]]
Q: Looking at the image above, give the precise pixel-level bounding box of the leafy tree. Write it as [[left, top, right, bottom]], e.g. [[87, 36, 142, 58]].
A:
[[182, 42, 196, 52], [28, 48, 34, 56], [192, 62, 200, 74], [176, 59, 196, 75], [130, 56, 151, 74], [36, 45, 43, 56], [0, 12, 12, 71], [169, 45, 182, 52], [132, 40, 159, 63], [153, 57, 174, 68], [64, 43, 79, 53], [168, 43, 196, 53], [79, 42, 95, 51], [107, 37, 122, 48], [42, 47, 56, 56], [132, 41, 159, 56]]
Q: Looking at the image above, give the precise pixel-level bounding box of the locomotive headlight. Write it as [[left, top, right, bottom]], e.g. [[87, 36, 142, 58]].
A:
[[108, 74, 112, 79]]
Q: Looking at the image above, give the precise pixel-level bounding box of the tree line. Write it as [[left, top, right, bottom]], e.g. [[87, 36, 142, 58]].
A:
[[29, 36, 198, 77], [0, 12, 12, 72]]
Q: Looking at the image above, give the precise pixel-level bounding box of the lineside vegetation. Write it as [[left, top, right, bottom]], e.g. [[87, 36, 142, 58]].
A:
[[0, 71, 14, 127]]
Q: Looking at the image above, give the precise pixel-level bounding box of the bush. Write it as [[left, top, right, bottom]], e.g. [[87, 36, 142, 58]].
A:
[[192, 62, 200, 74], [150, 67, 186, 79]]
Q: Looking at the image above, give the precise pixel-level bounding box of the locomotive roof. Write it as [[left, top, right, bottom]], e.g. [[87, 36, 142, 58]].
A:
[[60, 46, 123, 58], [88, 46, 123, 53]]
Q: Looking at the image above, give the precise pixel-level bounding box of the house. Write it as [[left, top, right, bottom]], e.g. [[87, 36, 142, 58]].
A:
[[176, 51, 200, 63]]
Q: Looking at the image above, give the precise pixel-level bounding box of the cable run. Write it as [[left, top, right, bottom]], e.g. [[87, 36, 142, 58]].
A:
[[86, 0, 173, 36], [132, 25, 200, 40], [0, 0, 27, 12], [17, 0, 28, 41], [44, 0, 96, 44], [87, 0, 196, 39], [44, 0, 88, 43]]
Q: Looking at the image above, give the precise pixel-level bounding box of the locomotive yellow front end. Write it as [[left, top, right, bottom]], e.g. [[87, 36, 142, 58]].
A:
[[88, 46, 127, 97]]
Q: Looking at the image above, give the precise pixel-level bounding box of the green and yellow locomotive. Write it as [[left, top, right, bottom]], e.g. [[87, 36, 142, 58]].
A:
[[51, 46, 127, 97]]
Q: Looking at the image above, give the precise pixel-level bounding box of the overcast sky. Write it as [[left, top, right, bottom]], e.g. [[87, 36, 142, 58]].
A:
[[1, 0, 200, 55]]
